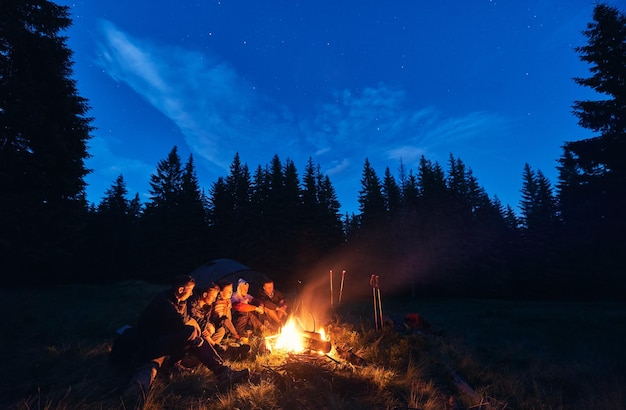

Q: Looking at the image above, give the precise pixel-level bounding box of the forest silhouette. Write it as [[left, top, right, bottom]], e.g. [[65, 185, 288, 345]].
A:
[[1, 2, 624, 300]]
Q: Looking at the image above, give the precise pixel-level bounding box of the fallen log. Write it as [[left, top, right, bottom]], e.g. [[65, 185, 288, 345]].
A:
[[302, 331, 332, 353]]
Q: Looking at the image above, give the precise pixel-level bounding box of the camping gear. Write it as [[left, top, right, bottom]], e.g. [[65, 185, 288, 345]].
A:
[[338, 270, 346, 306], [376, 275, 383, 329], [370, 275, 377, 330], [190, 259, 269, 296], [369, 275, 383, 330], [329, 270, 334, 309]]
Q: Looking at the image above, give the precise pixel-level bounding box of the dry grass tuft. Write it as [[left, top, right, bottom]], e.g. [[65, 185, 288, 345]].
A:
[[2, 283, 625, 409]]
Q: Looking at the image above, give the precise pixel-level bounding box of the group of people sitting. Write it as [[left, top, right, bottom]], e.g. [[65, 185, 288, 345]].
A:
[[188, 276, 288, 346], [118, 274, 289, 399]]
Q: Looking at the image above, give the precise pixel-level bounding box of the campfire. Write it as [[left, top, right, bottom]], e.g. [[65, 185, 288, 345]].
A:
[[264, 317, 332, 354]]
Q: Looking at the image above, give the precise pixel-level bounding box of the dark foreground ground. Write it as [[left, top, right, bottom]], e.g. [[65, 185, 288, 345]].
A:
[[1, 282, 625, 409]]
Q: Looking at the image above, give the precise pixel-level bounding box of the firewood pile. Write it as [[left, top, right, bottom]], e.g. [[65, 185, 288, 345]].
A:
[[257, 350, 382, 409], [260, 353, 338, 393]]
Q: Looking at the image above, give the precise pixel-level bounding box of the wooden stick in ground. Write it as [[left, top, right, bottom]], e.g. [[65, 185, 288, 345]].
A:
[[338, 270, 346, 306], [369, 274, 378, 330], [375, 275, 383, 329], [329, 270, 334, 309]]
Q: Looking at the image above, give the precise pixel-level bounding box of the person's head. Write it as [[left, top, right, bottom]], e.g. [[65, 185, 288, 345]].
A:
[[217, 281, 233, 300], [201, 282, 220, 305], [172, 275, 195, 301], [236, 278, 249, 295], [262, 279, 274, 295]]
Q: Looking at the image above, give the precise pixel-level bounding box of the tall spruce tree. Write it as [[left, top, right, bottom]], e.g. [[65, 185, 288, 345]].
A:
[[214, 153, 254, 261], [520, 163, 540, 231], [316, 171, 343, 246], [209, 177, 229, 230], [558, 4, 626, 244], [139, 147, 207, 281], [417, 156, 447, 202], [91, 175, 136, 282], [401, 170, 420, 209], [358, 158, 385, 227], [301, 158, 318, 217], [180, 154, 211, 266], [382, 167, 401, 215], [0, 1, 93, 281], [521, 164, 559, 241]]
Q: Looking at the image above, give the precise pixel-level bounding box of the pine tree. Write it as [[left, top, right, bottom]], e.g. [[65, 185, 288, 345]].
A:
[[558, 4, 626, 245], [417, 156, 447, 202], [382, 167, 401, 215], [0, 1, 93, 280], [251, 165, 269, 212], [179, 154, 211, 265], [226, 153, 252, 212], [520, 164, 558, 233], [139, 147, 207, 281], [447, 155, 470, 203], [91, 175, 135, 282], [316, 173, 343, 245], [503, 205, 520, 231], [358, 158, 385, 227], [215, 153, 254, 261], [209, 177, 229, 229], [98, 175, 130, 216], [146, 146, 183, 211], [401, 170, 420, 209], [296, 158, 343, 266], [301, 158, 318, 216], [520, 163, 539, 231]]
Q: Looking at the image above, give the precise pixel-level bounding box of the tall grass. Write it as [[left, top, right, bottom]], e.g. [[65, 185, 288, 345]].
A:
[[1, 282, 624, 409]]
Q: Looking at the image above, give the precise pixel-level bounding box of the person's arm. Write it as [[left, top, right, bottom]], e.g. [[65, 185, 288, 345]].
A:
[[275, 290, 287, 307], [201, 322, 219, 344], [223, 318, 240, 339], [211, 300, 239, 338], [257, 292, 279, 311], [232, 302, 258, 312]]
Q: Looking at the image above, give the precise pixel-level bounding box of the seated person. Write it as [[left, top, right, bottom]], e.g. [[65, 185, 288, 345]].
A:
[[256, 278, 288, 331], [124, 275, 248, 397], [187, 282, 226, 347], [231, 278, 265, 336], [210, 281, 240, 342]]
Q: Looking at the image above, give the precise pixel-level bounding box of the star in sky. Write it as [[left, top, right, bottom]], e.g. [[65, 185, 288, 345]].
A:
[[57, 0, 602, 214]]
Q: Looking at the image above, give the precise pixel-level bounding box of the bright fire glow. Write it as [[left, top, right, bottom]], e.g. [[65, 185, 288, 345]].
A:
[[272, 317, 305, 353], [319, 327, 327, 341], [264, 317, 331, 354]]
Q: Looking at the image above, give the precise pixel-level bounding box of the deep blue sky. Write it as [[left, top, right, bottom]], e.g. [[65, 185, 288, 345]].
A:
[[57, 0, 605, 214]]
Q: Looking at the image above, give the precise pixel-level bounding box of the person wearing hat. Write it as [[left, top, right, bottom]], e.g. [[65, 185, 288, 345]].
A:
[[124, 275, 249, 398], [231, 278, 265, 337]]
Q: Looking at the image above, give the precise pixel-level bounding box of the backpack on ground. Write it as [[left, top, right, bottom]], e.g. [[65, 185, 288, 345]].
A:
[[110, 325, 141, 374]]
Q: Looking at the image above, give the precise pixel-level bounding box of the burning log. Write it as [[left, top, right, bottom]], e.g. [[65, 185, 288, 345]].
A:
[[264, 318, 332, 354], [302, 330, 332, 353], [335, 345, 369, 366]]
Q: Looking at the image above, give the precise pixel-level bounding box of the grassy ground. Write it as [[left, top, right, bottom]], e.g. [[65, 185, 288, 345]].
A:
[[1, 282, 624, 409]]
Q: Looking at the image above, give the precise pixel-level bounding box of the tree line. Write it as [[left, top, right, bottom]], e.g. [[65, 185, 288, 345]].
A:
[[1, 2, 624, 299]]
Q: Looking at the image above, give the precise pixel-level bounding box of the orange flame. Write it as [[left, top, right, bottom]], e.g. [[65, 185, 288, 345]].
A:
[[264, 317, 330, 354], [273, 317, 306, 353]]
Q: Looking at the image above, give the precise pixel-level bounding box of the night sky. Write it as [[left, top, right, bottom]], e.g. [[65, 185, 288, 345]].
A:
[[57, 0, 602, 214]]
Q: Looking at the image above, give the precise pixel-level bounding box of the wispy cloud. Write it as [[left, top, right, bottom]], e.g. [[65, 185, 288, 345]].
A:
[[92, 20, 508, 210], [308, 86, 505, 174], [85, 134, 156, 201], [96, 20, 295, 171]]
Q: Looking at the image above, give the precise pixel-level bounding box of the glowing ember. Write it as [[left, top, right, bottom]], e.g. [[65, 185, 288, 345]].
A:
[[318, 327, 327, 340]]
